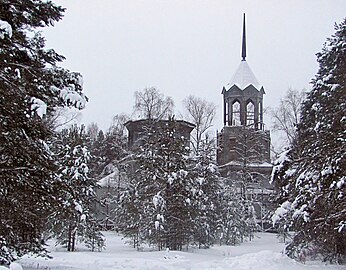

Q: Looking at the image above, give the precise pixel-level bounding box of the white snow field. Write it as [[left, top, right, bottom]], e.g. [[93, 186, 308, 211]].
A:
[[17, 232, 343, 270]]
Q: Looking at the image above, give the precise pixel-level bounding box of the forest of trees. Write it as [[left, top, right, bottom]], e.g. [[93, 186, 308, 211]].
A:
[[0, 0, 345, 266]]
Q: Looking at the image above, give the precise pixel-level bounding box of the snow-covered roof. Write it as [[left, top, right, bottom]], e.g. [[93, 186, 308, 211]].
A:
[[220, 160, 272, 168], [224, 61, 262, 91]]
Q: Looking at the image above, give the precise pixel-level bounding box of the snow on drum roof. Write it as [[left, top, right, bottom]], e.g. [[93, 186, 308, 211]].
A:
[[98, 169, 119, 187], [225, 61, 262, 91]]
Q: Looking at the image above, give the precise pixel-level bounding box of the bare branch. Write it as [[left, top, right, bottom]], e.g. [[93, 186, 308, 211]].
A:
[[183, 95, 216, 155], [133, 87, 174, 120], [270, 88, 306, 150], [44, 107, 82, 131]]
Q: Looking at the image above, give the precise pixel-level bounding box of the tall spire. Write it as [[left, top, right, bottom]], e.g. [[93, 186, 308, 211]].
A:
[[241, 13, 246, 61]]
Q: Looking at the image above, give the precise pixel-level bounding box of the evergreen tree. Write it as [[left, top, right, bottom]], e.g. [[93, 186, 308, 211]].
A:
[[218, 177, 256, 245], [87, 115, 129, 230], [189, 152, 221, 248], [270, 150, 294, 243], [50, 125, 104, 252], [117, 119, 196, 250], [0, 1, 86, 263], [116, 183, 143, 248], [87, 114, 128, 181], [271, 19, 346, 263], [88, 130, 106, 177]]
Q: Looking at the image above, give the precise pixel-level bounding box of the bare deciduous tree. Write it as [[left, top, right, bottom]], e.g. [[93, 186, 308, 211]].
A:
[[109, 113, 130, 136], [134, 87, 174, 120], [183, 95, 216, 155], [270, 88, 305, 149], [45, 107, 82, 131], [87, 122, 100, 141]]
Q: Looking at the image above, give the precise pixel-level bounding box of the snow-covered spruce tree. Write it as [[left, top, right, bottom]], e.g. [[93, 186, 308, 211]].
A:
[[115, 183, 142, 248], [0, 1, 87, 263], [114, 120, 163, 249], [117, 118, 196, 250], [50, 125, 104, 252], [188, 141, 221, 248], [218, 177, 254, 245], [188, 123, 222, 248], [272, 19, 346, 263], [87, 129, 106, 177], [270, 150, 294, 243], [95, 123, 128, 173], [87, 114, 129, 183]]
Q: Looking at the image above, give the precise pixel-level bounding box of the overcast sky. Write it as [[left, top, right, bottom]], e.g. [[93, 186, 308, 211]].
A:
[[43, 0, 346, 133]]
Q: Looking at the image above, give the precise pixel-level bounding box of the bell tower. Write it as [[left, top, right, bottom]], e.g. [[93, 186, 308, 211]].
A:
[[222, 13, 265, 130], [217, 13, 271, 171], [217, 15, 272, 229]]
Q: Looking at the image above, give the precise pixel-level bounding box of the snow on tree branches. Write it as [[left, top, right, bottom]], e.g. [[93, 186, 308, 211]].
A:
[[115, 118, 221, 250], [0, 0, 88, 263], [271, 19, 346, 264]]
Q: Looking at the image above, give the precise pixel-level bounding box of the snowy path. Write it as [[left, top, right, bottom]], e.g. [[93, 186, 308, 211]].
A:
[[18, 232, 344, 270]]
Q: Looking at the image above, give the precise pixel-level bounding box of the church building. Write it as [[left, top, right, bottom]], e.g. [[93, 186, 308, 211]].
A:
[[217, 14, 273, 227]]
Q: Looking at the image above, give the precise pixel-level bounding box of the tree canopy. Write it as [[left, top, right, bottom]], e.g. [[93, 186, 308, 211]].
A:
[[271, 19, 346, 263], [0, 0, 87, 263]]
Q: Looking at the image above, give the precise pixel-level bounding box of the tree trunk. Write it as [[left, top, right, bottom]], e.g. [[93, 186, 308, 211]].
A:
[[67, 225, 72, 251]]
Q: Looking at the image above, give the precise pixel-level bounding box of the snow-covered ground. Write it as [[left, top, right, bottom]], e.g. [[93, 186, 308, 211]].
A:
[[17, 232, 343, 270]]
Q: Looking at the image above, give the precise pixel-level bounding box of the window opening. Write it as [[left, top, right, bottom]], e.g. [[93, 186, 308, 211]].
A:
[[232, 101, 241, 126], [246, 101, 255, 127]]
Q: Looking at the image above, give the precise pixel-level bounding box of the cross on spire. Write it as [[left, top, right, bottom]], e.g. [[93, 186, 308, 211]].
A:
[[241, 13, 246, 61]]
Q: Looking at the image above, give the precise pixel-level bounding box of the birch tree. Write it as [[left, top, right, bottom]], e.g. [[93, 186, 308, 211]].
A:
[[183, 95, 216, 156]]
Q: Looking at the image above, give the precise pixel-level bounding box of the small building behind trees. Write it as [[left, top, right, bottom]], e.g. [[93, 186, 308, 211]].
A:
[[125, 119, 195, 150], [95, 118, 195, 231]]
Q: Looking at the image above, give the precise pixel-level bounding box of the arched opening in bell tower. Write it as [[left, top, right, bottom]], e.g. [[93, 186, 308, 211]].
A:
[[246, 100, 255, 127], [258, 101, 263, 130], [231, 100, 241, 126]]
